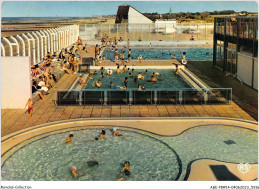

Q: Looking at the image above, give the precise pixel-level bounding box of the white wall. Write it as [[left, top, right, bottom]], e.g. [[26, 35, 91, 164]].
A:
[[1, 57, 32, 109], [128, 7, 153, 24], [253, 58, 258, 90], [237, 53, 252, 87]]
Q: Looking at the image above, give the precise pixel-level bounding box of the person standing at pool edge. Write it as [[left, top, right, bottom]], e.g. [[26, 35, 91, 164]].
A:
[[128, 49, 131, 64]]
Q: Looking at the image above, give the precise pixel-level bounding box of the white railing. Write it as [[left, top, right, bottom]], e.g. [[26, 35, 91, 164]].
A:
[[1, 25, 79, 65]]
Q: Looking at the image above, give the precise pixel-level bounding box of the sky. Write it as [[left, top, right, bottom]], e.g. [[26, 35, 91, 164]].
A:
[[1, 1, 258, 17]]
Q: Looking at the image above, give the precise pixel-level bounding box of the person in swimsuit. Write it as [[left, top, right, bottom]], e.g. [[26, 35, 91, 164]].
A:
[[107, 68, 113, 76], [66, 134, 74, 143], [127, 49, 131, 63], [113, 127, 123, 136], [137, 73, 144, 80], [78, 75, 86, 86], [118, 161, 131, 181], [71, 166, 83, 178], [153, 72, 160, 76], [116, 66, 121, 74], [123, 65, 127, 72], [24, 98, 33, 118]]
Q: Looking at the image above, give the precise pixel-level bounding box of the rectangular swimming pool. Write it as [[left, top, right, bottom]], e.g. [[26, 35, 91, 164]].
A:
[[102, 48, 213, 61], [84, 69, 190, 89]]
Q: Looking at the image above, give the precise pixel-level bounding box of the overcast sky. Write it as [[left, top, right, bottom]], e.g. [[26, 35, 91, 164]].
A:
[[1, 1, 258, 17]]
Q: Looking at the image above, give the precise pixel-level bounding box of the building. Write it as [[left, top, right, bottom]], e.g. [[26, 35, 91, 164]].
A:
[[115, 4, 153, 24], [155, 19, 176, 34], [213, 17, 258, 90]]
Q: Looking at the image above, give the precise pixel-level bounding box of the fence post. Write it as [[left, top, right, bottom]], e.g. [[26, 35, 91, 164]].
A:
[[55, 90, 57, 106], [179, 90, 182, 105], [104, 90, 107, 105], [154, 90, 157, 105], [203, 91, 208, 105], [129, 90, 132, 105]]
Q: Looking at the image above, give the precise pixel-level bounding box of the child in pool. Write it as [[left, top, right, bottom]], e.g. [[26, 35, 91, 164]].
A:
[[66, 134, 74, 143], [113, 127, 123, 136], [71, 166, 83, 178], [118, 161, 131, 181]]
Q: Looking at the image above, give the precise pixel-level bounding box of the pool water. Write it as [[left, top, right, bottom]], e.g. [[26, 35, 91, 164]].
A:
[[1, 129, 179, 181], [1, 125, 257, 181], [102, 48, 213, 61], [84, 69, 190, 89]]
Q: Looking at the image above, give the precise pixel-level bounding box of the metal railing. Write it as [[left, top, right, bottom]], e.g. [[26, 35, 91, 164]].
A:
[[55, 88, 232, 106]]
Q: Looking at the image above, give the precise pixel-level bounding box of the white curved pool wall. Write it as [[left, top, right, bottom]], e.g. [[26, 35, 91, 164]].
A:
[[1, 25, 79, 65]]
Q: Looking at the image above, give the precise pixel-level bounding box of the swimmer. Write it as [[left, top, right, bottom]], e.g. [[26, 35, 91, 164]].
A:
[[93, 70, 97, 75], [137, 84, 145, 91], [71, 166, 79, 178], [107, 68, 113, 76], [89, 129, 106, 142], [124, 77, 128, 85], [145, 69, 148, 73], [100, 66, 105, 71], [138, 55, 142, 64], [93, 79, 102, 88], [153, 72, 160, 76], [118, 161, 131, 181], [128, 72, 133, 77], [149, 58, 152, 60], [99, 129, 106, 139], [78, 75, 86, 86], [66, 134, 74, 143], [137, 72, 144, 80], [123, 65, 127, 72], [113, 127, 123, 136], [110, 81, 114, 88], [131, 68, 135, 72], [116, 66, 121, 74], [148, 75, 157, 82], [175, 65, 179, 74], [100, 72, 105, 78]]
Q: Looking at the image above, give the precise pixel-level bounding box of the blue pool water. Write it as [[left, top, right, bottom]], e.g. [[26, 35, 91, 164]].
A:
[[102, 48, 213, 61], [84, 69, 190, 89], [1, 125, 258, 181]]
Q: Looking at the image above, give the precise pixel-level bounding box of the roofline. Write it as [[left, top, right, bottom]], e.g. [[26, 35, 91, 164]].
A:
[[119, 5, 153, 22]]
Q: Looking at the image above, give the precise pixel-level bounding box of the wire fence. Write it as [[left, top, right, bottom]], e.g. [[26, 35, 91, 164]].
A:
[[79, 23, 213, 41]]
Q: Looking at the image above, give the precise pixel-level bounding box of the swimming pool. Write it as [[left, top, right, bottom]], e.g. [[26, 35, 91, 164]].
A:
[[2, 122, 258, 181], [102, 48, 213, 61], [84, 69, 190, 89]]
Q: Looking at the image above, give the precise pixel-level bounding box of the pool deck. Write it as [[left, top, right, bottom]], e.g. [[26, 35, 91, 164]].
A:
[[1, 44, 256, 137], [1, 71, 255, 137]]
